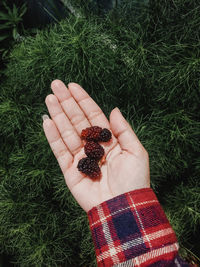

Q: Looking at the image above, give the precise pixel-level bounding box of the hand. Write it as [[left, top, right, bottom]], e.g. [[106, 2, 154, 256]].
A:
[[43, 80, 150, 212]]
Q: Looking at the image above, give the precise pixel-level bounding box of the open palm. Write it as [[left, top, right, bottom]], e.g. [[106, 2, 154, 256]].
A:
[[43, 80, 150, 212]]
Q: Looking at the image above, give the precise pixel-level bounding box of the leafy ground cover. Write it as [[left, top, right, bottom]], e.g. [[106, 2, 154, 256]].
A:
[[0, 0, 200, 266]]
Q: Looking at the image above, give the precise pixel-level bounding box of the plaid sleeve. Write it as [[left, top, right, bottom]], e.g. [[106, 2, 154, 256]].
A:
[[87, 188, 192, 266]]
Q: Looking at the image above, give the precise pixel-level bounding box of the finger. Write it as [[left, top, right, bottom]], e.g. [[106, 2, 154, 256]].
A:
[[109, 107, 145, 155], [68, 83, 110, 129], [42, 116, 73, 174], [45, 94, 82, 155], [51, 80, 91, 135]]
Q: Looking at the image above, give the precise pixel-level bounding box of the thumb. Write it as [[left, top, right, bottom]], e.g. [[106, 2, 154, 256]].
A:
[[109, 107, 144, 155]]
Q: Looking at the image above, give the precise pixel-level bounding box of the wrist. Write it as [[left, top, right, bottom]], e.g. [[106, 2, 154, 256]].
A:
[[87, 188, 178, 266]]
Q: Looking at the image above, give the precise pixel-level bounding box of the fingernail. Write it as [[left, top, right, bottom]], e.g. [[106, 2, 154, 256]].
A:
[[42, 114, 49, 121]]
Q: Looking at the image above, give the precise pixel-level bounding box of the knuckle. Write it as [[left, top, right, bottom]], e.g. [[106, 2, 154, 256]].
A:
[[62, 129, 74, 139], [57, 148, 67, 159], [88, 110, 102, 121], [71, 113, 85, 125]]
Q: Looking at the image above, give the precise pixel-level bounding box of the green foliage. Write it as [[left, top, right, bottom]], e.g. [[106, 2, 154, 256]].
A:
[[0, 0, 200, 265], [0, 1, 27, 51], [164, 177, 200, 263], [0, 0, 27, 81]]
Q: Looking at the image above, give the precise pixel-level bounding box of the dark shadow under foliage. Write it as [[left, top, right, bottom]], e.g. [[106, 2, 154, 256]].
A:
[[0, 0, 200, 266]]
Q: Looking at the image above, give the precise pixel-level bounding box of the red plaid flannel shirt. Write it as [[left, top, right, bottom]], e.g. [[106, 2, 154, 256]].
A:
[[88, 188, 192, 266]]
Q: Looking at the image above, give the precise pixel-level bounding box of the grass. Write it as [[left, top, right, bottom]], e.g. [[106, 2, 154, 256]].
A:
[[0, 0, 200, 265]]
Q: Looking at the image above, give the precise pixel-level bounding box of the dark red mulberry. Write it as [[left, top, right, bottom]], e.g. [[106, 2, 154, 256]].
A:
[[99, 128, 112, 142], [84, 141, 104, 160], [77, 157, 101, 178], [81, 126, 102, 141]]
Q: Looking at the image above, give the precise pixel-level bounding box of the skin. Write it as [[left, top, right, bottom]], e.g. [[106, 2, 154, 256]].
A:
[[43, 80, 150, 212]]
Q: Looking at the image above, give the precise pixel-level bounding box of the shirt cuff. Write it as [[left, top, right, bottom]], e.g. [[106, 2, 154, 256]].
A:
[[87, 188, 179, 266]]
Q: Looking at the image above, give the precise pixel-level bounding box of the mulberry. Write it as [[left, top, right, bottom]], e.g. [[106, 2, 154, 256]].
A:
[[99, 128, 112, 142], [77, 157, 101, 178], [84, 141, 104, 160], [78, 126, 112, 178], [81, 126, 102, 141]]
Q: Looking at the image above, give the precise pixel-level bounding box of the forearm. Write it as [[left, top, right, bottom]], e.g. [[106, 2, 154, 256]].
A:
[[87, 188, 192, 266]]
